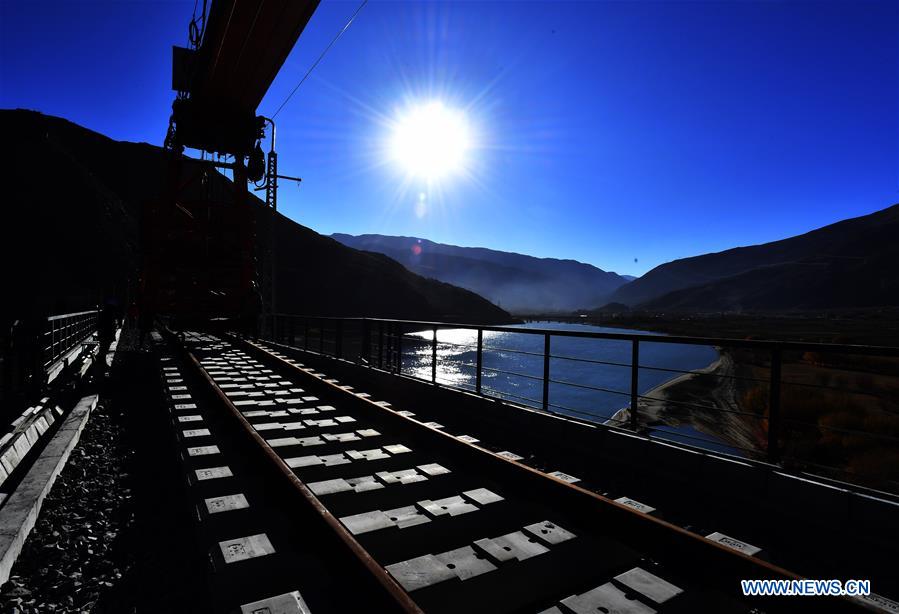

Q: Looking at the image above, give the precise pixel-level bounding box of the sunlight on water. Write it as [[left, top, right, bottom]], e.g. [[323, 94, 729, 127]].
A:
[[403, 322, 720, 424], [406, 327, 481, 387]]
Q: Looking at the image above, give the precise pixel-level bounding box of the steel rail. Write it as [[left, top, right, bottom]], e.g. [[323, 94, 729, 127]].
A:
[[183, 348, 425, 614], [241, 339, 805, 572]]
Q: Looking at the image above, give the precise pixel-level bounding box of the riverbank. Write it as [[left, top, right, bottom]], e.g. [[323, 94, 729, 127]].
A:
[[607, 349, 767, 457]]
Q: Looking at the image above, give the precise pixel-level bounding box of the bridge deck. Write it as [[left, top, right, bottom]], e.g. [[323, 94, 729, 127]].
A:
[[141, 330, 869, 614]]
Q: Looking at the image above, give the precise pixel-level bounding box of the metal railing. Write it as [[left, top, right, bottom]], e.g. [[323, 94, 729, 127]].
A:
[[1, 308, 99, 421], [263, 314, 899, 492], [43, 309, 99, 370]]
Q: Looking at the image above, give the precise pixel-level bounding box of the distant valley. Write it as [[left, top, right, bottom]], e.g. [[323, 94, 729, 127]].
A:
[[336, 202, 899, 318], [331, 234, 631, 314]]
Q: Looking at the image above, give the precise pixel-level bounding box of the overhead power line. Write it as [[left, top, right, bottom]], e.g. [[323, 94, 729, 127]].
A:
[[271, 0, 370, 119]]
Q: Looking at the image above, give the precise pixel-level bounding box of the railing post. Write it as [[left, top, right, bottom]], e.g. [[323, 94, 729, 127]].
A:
[[49, 321, 55, 366], [362, 320, 370, 366], [304, 318, 309, 351], [768, 346, 782, 463], [476, 328, 483, 394], [431, 326, 438, 383], [542, 333, 550, 411], [289, 317, 296, 346], [378, 321, 384, 369], [387, 323, 393, 370], [319, 322, 324, 355], [396, 324, 403, 375], [336, 319, 344, 359], [630, 339, 639, 431]]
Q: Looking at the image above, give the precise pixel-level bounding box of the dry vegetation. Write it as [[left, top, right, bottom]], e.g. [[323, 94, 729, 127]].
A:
[[548, 312, 899, 491], [710, 347, 899, 492]]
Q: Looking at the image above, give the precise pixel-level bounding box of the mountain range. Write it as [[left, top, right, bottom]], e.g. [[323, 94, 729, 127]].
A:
[[10, 110, 895, 322], [606, 204, 899, 312], [331, 234, 630, 313], [2, 110, 511, 324], [335, 202, 899, 316]]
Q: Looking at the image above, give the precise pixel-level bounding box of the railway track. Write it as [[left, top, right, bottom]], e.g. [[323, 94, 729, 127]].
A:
[[157, 330, 857, 614]]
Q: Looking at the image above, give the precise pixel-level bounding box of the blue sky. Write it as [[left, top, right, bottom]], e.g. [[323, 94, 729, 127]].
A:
[[2, 0, 896, 276]]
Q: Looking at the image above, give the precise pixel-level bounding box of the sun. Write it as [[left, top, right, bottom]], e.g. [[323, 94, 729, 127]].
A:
[[389, 101, 472, 180]]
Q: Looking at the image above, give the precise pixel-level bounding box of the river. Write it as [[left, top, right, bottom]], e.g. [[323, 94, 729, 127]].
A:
[[401, 321, 738, 454]]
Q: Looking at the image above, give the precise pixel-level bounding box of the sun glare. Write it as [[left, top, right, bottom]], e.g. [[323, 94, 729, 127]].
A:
[[389, 101, 471, 180]]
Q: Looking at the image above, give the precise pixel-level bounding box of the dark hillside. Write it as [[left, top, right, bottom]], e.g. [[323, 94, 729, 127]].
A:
[[608, 204, 899, 312], [1, 110, 512, 324]]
